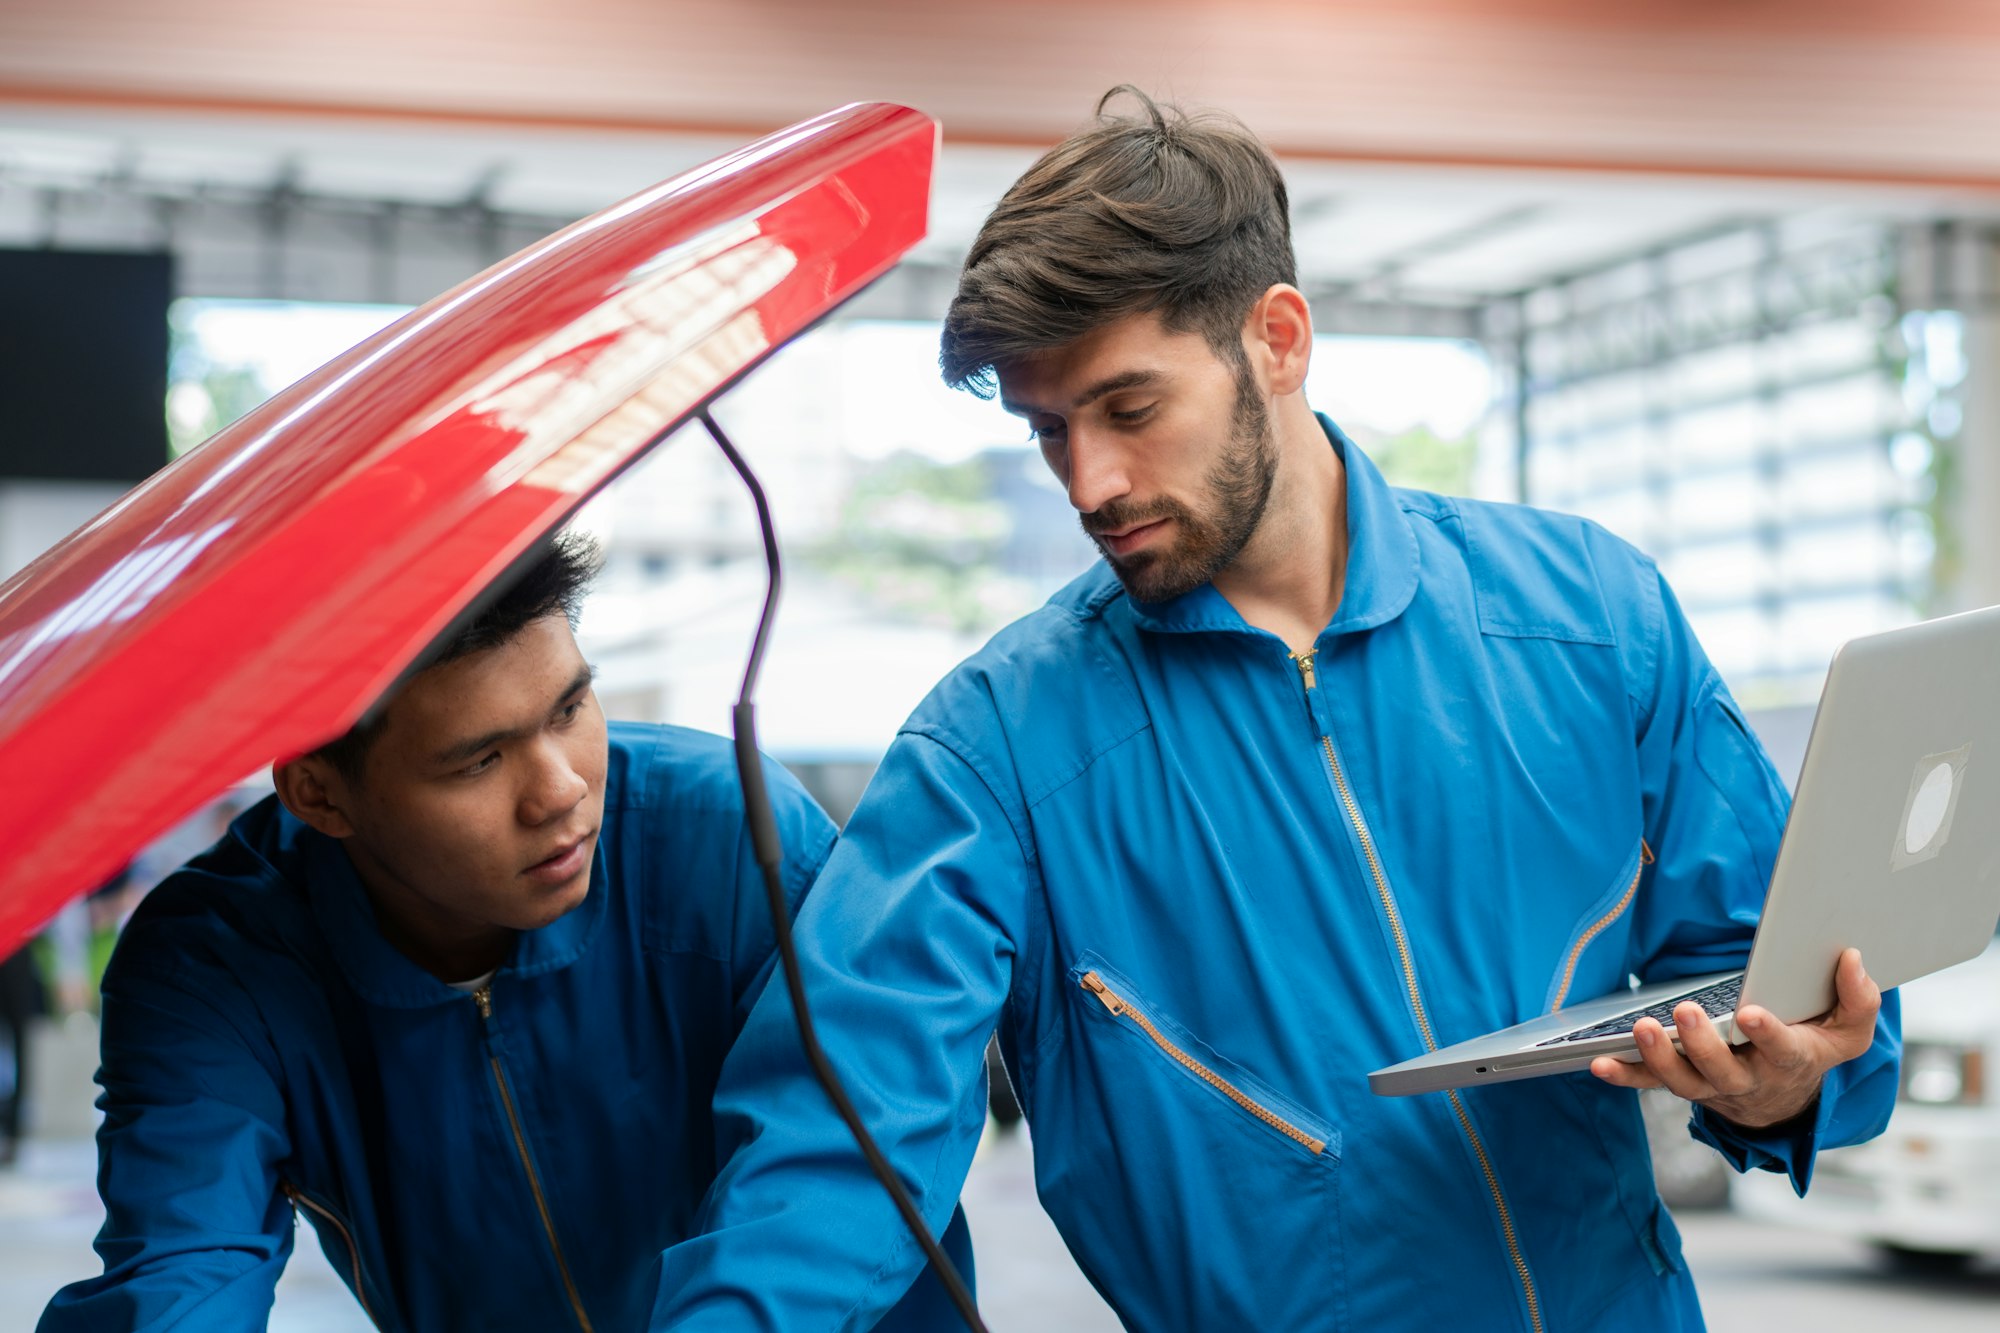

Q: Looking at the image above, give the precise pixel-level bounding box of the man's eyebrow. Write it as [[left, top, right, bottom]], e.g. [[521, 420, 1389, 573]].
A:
[[428, 665, 597, 767], [431, 724, 522, 768], [1001, 369, 1164, 418]]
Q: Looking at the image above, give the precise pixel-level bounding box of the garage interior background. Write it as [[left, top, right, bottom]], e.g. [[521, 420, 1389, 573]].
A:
[[4, 1, 2000, 1326]]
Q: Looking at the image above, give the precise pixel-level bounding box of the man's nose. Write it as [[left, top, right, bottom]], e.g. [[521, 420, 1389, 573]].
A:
[[520, 739, 588, 825], [1064, 427, 1131, 516]]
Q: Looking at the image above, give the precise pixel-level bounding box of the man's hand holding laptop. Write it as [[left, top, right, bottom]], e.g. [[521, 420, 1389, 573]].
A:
[[1590, 947, 1883, 1128]]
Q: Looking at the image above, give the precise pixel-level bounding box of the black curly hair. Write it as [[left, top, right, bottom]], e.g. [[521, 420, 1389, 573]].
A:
[[314, 530, 602, 779]]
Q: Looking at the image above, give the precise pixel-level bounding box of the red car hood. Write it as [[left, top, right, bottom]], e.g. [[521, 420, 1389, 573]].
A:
[[0, 102, 936, 952]]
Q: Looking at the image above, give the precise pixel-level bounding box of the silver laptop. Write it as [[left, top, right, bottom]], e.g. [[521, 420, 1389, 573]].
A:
[[1371, 603, 2000, 1098]]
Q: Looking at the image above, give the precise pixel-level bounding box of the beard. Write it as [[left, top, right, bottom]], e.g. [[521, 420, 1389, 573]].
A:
[[1082, 364, 1278, 604]]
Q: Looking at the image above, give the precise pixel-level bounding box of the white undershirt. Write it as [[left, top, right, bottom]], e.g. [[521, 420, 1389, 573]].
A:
[[446, 970, 497, 994]]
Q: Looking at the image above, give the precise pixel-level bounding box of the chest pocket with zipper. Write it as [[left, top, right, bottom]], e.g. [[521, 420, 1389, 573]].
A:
[[1030, 953, 1347, 1333], [1543, 838, 1652, 1016]]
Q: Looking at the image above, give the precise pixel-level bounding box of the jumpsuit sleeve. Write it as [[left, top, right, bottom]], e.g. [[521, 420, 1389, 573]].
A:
[[653, 729, 1029, 1331], [1618, 554, 1901, 1195], [39, 958, 296, 1332]]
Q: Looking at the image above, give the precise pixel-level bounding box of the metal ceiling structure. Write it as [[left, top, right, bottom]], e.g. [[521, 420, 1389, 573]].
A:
[[4, 98, 1997, 323]]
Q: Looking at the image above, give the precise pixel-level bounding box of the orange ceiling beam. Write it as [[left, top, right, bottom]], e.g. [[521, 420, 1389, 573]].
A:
[[4, 1, 2000, 189]]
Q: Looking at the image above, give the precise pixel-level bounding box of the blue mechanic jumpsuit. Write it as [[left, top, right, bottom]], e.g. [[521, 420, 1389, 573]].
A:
[[655, 420, 1898, 1332], [42, 725, 972, 1332]]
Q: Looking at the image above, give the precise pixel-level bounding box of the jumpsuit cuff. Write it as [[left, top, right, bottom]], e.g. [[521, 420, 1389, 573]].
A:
[[1687, 1082, 1834, 1197]]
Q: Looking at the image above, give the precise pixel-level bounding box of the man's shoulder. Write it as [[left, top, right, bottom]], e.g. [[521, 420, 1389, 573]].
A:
[[604, 721, 740, 814], [602, 720, 830, 861], [598, 722, 834, 964], [108, 797, 321, 994], [1401, 486, 1646, 562], [1400, 488, 1661, 645], [898, 564, 1147, 807], [916, 563, 1129, 709], [959, 562, 1126, 677]]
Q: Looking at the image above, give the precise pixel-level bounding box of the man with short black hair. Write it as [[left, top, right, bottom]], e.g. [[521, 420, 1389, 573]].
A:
[[41, 533, 969, 1332], [655, 90, 1899, 1331]]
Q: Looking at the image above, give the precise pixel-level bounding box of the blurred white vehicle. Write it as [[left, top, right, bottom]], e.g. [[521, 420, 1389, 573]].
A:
[[1734, 934, 2000, 1270]]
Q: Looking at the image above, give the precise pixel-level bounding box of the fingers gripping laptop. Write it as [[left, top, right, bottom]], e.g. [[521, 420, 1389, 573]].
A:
[[1372, 604, 2000, 1098]]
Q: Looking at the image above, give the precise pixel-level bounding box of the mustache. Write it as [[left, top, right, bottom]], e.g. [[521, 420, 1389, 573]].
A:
[[1080, 496, 1191, 538]]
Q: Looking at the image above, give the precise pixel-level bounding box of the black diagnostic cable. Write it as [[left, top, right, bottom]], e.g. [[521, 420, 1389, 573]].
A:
[[701, 409, 991, 1333]]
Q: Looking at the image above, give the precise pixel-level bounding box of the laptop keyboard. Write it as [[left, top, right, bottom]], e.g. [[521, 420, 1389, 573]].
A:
[[1535, 974, 1744, 1047]]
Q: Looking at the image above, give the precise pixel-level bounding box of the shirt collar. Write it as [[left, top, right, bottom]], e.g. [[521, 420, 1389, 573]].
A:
[[298, 810, 607, 1009], [1125, 413, 1420, 640]]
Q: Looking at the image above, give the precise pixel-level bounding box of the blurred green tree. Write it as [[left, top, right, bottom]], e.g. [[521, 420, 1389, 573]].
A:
[[1364, 423, 1478, 496], [813, 452, 1013, 634]]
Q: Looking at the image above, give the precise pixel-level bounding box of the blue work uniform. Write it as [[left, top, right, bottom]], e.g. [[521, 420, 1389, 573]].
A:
[[40, 723, 972, 1333], [656, 419, 1900, 1332]]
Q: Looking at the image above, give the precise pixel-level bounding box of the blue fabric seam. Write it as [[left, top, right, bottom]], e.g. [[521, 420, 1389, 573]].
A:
[[895, 726, 1039, 870]]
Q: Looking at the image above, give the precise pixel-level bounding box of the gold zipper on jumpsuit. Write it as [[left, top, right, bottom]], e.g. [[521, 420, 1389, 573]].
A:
[[282, 1182, 380, 1329], [1080, 971, 1327, 1154], [1550, 840, 1654, 1014], [1292, 649, 1544, 1333], [475, 986, 596, 1333]]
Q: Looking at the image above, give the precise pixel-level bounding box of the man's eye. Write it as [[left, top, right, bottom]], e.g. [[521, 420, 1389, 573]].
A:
[[1110, 404, 1155, 425], [462, 753, 499, 777], [558, 700, 584, 723], [1028, 422, 1064, 444]]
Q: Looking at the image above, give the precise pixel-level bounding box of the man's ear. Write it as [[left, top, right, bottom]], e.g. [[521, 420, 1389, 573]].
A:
[[1244, 283, 1313, 397], [273, 754, 359, 839]]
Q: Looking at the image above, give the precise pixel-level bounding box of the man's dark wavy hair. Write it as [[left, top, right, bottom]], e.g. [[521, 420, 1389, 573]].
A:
[[940, 85, 1297, 397], [314, 531, 602, 780]]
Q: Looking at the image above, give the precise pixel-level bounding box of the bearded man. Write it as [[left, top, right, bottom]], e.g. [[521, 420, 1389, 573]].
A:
[[653, 90, 1899, 1332]]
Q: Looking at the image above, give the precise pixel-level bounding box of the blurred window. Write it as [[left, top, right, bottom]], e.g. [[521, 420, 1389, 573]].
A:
[[169, 304, 1492, 760], [1516, 226, 1928, 707]]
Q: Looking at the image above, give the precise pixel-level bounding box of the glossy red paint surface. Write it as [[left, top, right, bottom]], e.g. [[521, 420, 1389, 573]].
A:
[[0, 102, 936, 953]]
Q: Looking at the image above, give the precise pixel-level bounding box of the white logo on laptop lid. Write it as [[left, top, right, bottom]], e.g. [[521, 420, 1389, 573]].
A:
[[1894, 744, 1971, 869]]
